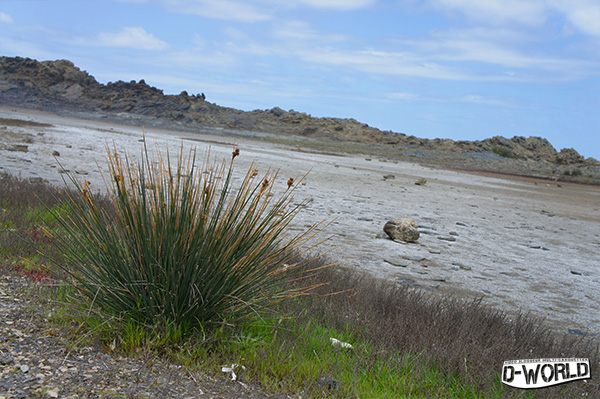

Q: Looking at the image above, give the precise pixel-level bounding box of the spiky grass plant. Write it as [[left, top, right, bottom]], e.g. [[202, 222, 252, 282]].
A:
[[51, 141, 324, 335]]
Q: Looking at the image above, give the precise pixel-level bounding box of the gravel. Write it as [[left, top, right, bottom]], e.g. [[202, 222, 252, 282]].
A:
[[0, 274, 289, 399]]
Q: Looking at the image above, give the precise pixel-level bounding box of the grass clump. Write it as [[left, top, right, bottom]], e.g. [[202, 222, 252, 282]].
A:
[[492, 146, 514, 158], [49, 141, 323, 336]]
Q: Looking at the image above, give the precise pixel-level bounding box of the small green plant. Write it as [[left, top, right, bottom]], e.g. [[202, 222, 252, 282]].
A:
[[50, 141, 324, 336], [491, 146, 513, 158]]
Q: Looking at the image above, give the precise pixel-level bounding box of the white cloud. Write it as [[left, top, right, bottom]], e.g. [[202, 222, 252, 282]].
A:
[[549, 0, 600, 36], [297, 47, 472, 80], [387, 92, 417, 100], [273, 20, 347, 43], [96, 27, 169, 50], [429, 0, 547, 26], [388, 27, 597, 81], [0, 11, 13, 23], [458, 95, 518, 107], [162, 0, 271, 22], [429, 0, 600, 37], [290, 0, 376, 10]]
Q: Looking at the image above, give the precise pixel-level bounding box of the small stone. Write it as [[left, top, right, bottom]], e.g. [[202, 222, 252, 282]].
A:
[[449, 231, 458, 236], [428, 249, 441, 254], [384, 259, 408, 267], [45, 389, 59, 398], [8, 144, 28, 152], [65, 144, 72, 148], [437, 235, 456, 242], [401, 255, 427, 262], [0, 354, 13, 365], [20, 365, 29, 373], [383, 217, 420, 242], [52, 150, 60, 157], [570, 271, 582, 275], [456, 222, 468, 226], [414, 178, 427, 186], [383, 174, 395, 180], [318, 377, 338, 390], [452, 262, 471, 271]]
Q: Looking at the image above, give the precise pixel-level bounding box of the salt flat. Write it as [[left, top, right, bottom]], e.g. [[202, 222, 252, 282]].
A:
[[1, 105, 599, 337]]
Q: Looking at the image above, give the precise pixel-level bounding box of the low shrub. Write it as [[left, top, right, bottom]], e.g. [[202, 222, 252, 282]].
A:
[[50, 141, 324, 335], [492, 146, 514, 158]]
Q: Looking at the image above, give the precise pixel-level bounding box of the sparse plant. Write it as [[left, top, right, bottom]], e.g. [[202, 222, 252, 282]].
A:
[[50, 141, 324, 336], [492, 146, 513, 158]]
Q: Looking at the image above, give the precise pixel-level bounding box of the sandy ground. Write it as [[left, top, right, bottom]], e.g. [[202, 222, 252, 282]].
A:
[[1, 105, 599, 337]]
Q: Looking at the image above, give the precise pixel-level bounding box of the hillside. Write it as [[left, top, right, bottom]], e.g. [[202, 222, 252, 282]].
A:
[[1, 56, 598, 181]]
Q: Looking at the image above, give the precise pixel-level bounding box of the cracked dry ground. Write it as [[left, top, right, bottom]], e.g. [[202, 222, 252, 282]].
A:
[[0, 274, 289, 399]]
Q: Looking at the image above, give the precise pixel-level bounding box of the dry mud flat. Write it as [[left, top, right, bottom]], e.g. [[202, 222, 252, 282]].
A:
[[1, 105, 599, 338]]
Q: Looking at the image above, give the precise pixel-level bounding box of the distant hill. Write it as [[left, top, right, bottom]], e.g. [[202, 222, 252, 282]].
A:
[[1, 56, 598, 179]]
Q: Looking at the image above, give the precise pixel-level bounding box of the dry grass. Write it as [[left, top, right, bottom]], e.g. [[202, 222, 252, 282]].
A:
[[287, 263, 600, 397]]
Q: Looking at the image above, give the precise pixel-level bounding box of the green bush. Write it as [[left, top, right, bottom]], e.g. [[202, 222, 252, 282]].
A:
[[51, 141, 323, 335], [491, 146, 513, 158]]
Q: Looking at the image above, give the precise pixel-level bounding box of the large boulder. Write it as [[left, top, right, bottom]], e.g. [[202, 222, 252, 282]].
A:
[[383, 218, 420, 243]]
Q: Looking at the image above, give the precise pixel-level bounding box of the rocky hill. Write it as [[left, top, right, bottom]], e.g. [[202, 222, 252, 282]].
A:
[[1, 56, 598, 178]]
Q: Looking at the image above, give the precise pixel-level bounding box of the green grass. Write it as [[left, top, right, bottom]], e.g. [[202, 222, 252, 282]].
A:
[[57, 301, 510, 398]]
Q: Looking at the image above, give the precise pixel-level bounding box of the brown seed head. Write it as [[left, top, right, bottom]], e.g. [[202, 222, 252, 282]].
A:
[[287, 177, 294, 188], [232, 148, 240, 160], [261, 178, 269, 191]]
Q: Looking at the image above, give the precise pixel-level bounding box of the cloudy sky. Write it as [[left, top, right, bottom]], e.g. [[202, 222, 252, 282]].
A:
[[1, 0, 599, 159]]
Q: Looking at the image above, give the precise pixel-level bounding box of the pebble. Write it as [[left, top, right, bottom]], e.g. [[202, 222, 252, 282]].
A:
[[437, 236, 456, 242], [384, 259, 408, 267], [529, 245, 550, 251], [0, 354, 13, 365], [401, 255, 427, 262], [452, 262, 471, 271]]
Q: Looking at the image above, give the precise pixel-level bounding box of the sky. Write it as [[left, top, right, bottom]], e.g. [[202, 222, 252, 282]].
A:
[[1, 0, 599, 159]]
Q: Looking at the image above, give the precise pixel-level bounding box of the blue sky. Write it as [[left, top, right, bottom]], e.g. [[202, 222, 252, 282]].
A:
[[1, 0, 599, 159]]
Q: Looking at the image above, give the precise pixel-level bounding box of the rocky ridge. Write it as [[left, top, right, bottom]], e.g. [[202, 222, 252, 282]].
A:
[[1, 56, 598, 178]]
